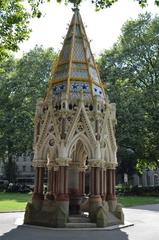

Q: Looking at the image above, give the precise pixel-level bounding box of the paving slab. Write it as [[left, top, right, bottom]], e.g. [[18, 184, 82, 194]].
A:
[[0, 205, 159, 240]]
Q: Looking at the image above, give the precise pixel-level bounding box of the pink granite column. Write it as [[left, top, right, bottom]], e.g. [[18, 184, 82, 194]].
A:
[[52, 170, 56, 195], [38, 167, 44, 199], [79, 171, 85, 195], [100, 168, 104, 200], [47, 169, 52, 192], [91, 167, 100, 196], [64, 166, 68, 194], [107, 169, 116, 200], [103, 169, 107, 200], [57, 166, 69, 201], [33, 167, 39, 199], [112, 169, 116, 199], [46, 168, 55, 200]]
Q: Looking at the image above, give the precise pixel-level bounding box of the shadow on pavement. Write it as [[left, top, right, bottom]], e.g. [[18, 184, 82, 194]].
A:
[[0, 225, 130, 240]]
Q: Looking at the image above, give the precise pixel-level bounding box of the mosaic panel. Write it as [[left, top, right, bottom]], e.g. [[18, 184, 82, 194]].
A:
[[67, 25, 73, 38], [56, 64, 69, 73], [73, 39, 85, 61], [72, 63, 86, 69], [54, 71, 68, 80], [52, 82, 66, 95], [60, 42, 71, 63], [89, 66, 100, 83], [83, 43, 93, 66], [93, 84, 104, 97], [71, 69, 88, 78], [75, 25, 81, 37], [70, 81, 90, 93]]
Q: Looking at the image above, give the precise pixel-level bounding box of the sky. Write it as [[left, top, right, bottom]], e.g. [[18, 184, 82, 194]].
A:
[[16, 0, 159, 58]]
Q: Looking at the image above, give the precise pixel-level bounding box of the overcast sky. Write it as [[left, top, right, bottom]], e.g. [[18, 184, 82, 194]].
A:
[[16, 0, 159, 58]]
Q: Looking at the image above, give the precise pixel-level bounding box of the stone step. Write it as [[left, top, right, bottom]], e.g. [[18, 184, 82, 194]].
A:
[[69, 216, 90, 223], [65, 222, 96, 228]]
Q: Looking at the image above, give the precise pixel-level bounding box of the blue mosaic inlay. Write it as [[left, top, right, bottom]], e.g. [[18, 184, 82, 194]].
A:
[[93, 84, 104, 97], [52, 83, 66, 95], [70, 82, 90, 93]]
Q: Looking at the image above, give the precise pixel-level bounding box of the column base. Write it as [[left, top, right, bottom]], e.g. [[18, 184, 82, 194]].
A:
[[108, 198, 117, 212], [56, 193, 69, 201], [45, 192, 56, 200], [106, 194, 116, 201], [32, 192, 44, 201], [24, 199, 62, 227], [89, 195, 102, 222]]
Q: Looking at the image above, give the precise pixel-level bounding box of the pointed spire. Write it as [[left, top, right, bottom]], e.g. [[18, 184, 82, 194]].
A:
[[51, 9, 105, 99]]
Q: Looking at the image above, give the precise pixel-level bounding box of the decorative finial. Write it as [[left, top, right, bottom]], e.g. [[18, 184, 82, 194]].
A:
[[71, 0, 81, 11]]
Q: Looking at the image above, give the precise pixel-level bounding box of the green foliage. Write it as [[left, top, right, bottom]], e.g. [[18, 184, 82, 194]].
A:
[[59, 0, 159, 9], [99, 13, 159, 174], [0, 0, 159, 59], [0, 0, 51, 59], [0, 46, 56, 180]]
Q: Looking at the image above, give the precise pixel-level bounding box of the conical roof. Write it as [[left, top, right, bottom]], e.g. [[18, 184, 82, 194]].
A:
[[51, 8, 105, 99]]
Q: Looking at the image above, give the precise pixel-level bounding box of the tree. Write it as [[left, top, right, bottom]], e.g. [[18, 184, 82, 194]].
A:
[[0, 0, 159, 59], [0, 46, 56, 181], [99, 13, 159, 174]]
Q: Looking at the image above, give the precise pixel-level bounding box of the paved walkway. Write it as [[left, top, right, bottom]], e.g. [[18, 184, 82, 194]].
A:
[[0, 204, 159, 240]]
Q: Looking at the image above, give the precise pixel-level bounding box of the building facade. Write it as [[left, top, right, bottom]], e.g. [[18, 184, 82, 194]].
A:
[[0, 153, 34, 185]]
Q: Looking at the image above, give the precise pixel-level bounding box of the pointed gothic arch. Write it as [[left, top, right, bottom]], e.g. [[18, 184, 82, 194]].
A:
[[67, 132, 93, 159]]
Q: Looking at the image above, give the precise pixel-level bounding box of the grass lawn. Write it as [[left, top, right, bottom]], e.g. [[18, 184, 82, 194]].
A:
[[118, 196, 159, 207], [0, 192, 159, 211], [0, 192, 32, 212]]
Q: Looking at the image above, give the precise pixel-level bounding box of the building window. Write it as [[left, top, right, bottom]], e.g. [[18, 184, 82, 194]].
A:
[[23, 166, 26, 172]]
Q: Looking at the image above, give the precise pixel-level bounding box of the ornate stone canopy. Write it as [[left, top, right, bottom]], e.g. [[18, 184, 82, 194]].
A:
[[24, 8, 124, 228]]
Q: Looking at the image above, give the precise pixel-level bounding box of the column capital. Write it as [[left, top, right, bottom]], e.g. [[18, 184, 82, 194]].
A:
[[106, 163, 118, 169], [69, 162, 87, 171], [88, 159, 104, 168], [56, 157, 71, 166], [47, 161, 57, 170], [32, 160, 46, 168]]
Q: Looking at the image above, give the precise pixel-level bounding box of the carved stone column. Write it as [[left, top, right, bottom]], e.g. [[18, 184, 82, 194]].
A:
[[32, 160, 45, 200], [103, 167, 107, 201], [56, 158, 70, 201], [107, 168, 113, 200], [79, 170, 85, 195], [38, 167, 44, 196], [88, 160, 103, 221], [89, 160, 104, 196], [100, 167, 104, 200], [112, 169, 116, 199], [91, 167, 101, 195], [46, 163, 56, 200], [106, 164, 117, 212], [33, 167, 39, 198], [107, 168, 116, 200]]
